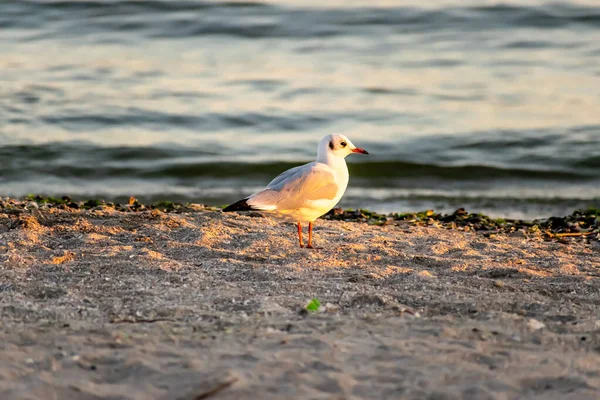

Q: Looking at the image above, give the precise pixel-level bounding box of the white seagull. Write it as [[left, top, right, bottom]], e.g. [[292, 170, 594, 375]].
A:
[[223, 134, 369, 249]]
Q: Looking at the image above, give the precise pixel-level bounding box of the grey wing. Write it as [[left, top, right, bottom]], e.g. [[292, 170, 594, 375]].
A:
[[247, 164, 338, 211], [265, 162, 314, 189]]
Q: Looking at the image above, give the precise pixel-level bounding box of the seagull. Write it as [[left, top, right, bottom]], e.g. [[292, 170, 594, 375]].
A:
[[223, 134, 368, 249]]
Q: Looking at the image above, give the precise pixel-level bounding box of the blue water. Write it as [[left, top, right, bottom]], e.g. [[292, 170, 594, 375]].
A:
[[1, 0, 600, 218]]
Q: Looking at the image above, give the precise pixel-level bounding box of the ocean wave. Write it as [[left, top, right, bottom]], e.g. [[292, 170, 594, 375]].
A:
[[37, 110, 335, 131], [1, 143, 596, 182], [3, 1, 600, 40]]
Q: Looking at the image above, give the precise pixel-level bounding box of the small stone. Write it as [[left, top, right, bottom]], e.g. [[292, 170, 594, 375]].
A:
[[26, 201, 39, 209], [494, 280, 504, 288], [441, 327, 458, 338], [324, 303, 340, 312], [258, 298, 289, 315], [527, 318, 545, 331], [417, 270, 435, 279], [566, 222, 580, 232], [331, 208, 344, 216], [514, 230, 527, 238]]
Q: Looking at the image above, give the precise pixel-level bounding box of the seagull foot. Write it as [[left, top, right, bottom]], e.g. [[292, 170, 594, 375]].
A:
[[306, 245, 320, 250]]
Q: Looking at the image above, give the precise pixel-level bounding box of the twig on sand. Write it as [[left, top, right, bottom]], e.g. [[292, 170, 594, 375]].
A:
[[109, 317, 174, 324], [546, 231, 596, 238], [192, 377, 238, 400]]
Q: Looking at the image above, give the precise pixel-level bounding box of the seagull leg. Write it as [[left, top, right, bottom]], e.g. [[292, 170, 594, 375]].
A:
[[297, 222, 304, 248], [307, 221, 316, 249]]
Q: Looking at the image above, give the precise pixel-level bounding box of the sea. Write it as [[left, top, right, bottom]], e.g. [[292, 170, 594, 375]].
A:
[[1, 0, 600, 219]]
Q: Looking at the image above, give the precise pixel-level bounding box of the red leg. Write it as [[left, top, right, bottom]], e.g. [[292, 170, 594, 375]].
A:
[[297, 222, 304, 248], [307, 221, 315, 249]]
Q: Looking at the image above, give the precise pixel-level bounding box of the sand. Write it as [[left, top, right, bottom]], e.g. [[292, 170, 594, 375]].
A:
[[0, 206, 599, 400]]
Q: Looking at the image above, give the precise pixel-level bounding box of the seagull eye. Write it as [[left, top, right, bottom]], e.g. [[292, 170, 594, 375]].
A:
[[340, 141, 347, 147]]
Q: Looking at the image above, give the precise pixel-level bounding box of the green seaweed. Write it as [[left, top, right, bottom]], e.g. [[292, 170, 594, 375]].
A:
[[152, 200, 176, 209], [83, 199, 103, 209], [24, 195, 67, 204]]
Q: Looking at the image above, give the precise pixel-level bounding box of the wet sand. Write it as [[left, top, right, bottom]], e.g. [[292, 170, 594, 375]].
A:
[[1, 206, 599, 399]]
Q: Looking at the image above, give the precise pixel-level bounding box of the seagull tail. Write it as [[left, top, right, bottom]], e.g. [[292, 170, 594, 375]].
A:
[[222, 198, 253, 212]]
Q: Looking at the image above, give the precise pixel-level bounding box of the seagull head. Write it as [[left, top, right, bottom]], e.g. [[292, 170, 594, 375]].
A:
[[318, 134, 369, 160]]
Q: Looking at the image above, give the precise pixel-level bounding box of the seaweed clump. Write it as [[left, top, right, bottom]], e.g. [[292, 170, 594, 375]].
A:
[[0, 195, 207, 214], [323, 207, 600, 242]]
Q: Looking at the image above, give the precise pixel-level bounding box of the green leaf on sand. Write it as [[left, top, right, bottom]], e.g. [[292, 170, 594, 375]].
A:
[[306, 298, 321, 312]]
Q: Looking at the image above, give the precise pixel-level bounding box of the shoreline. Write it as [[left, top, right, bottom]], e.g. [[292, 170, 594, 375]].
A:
[[1, 196, 599, 399], [2, 195, 599, 242]]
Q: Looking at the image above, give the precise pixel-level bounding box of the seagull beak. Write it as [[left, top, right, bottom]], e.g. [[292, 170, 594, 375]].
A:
[[351, 147, 369, 155]]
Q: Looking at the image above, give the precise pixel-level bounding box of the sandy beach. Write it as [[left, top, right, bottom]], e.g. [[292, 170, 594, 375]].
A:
[[4, 0, 600, 398], [0, 203, 599, 399]]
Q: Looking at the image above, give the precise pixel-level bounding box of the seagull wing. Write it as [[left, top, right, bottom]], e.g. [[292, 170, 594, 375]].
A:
[[247, 162, 339, 211]]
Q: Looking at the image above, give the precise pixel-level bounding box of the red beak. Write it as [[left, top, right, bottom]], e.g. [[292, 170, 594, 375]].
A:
[[352, 147, 369, 155]]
